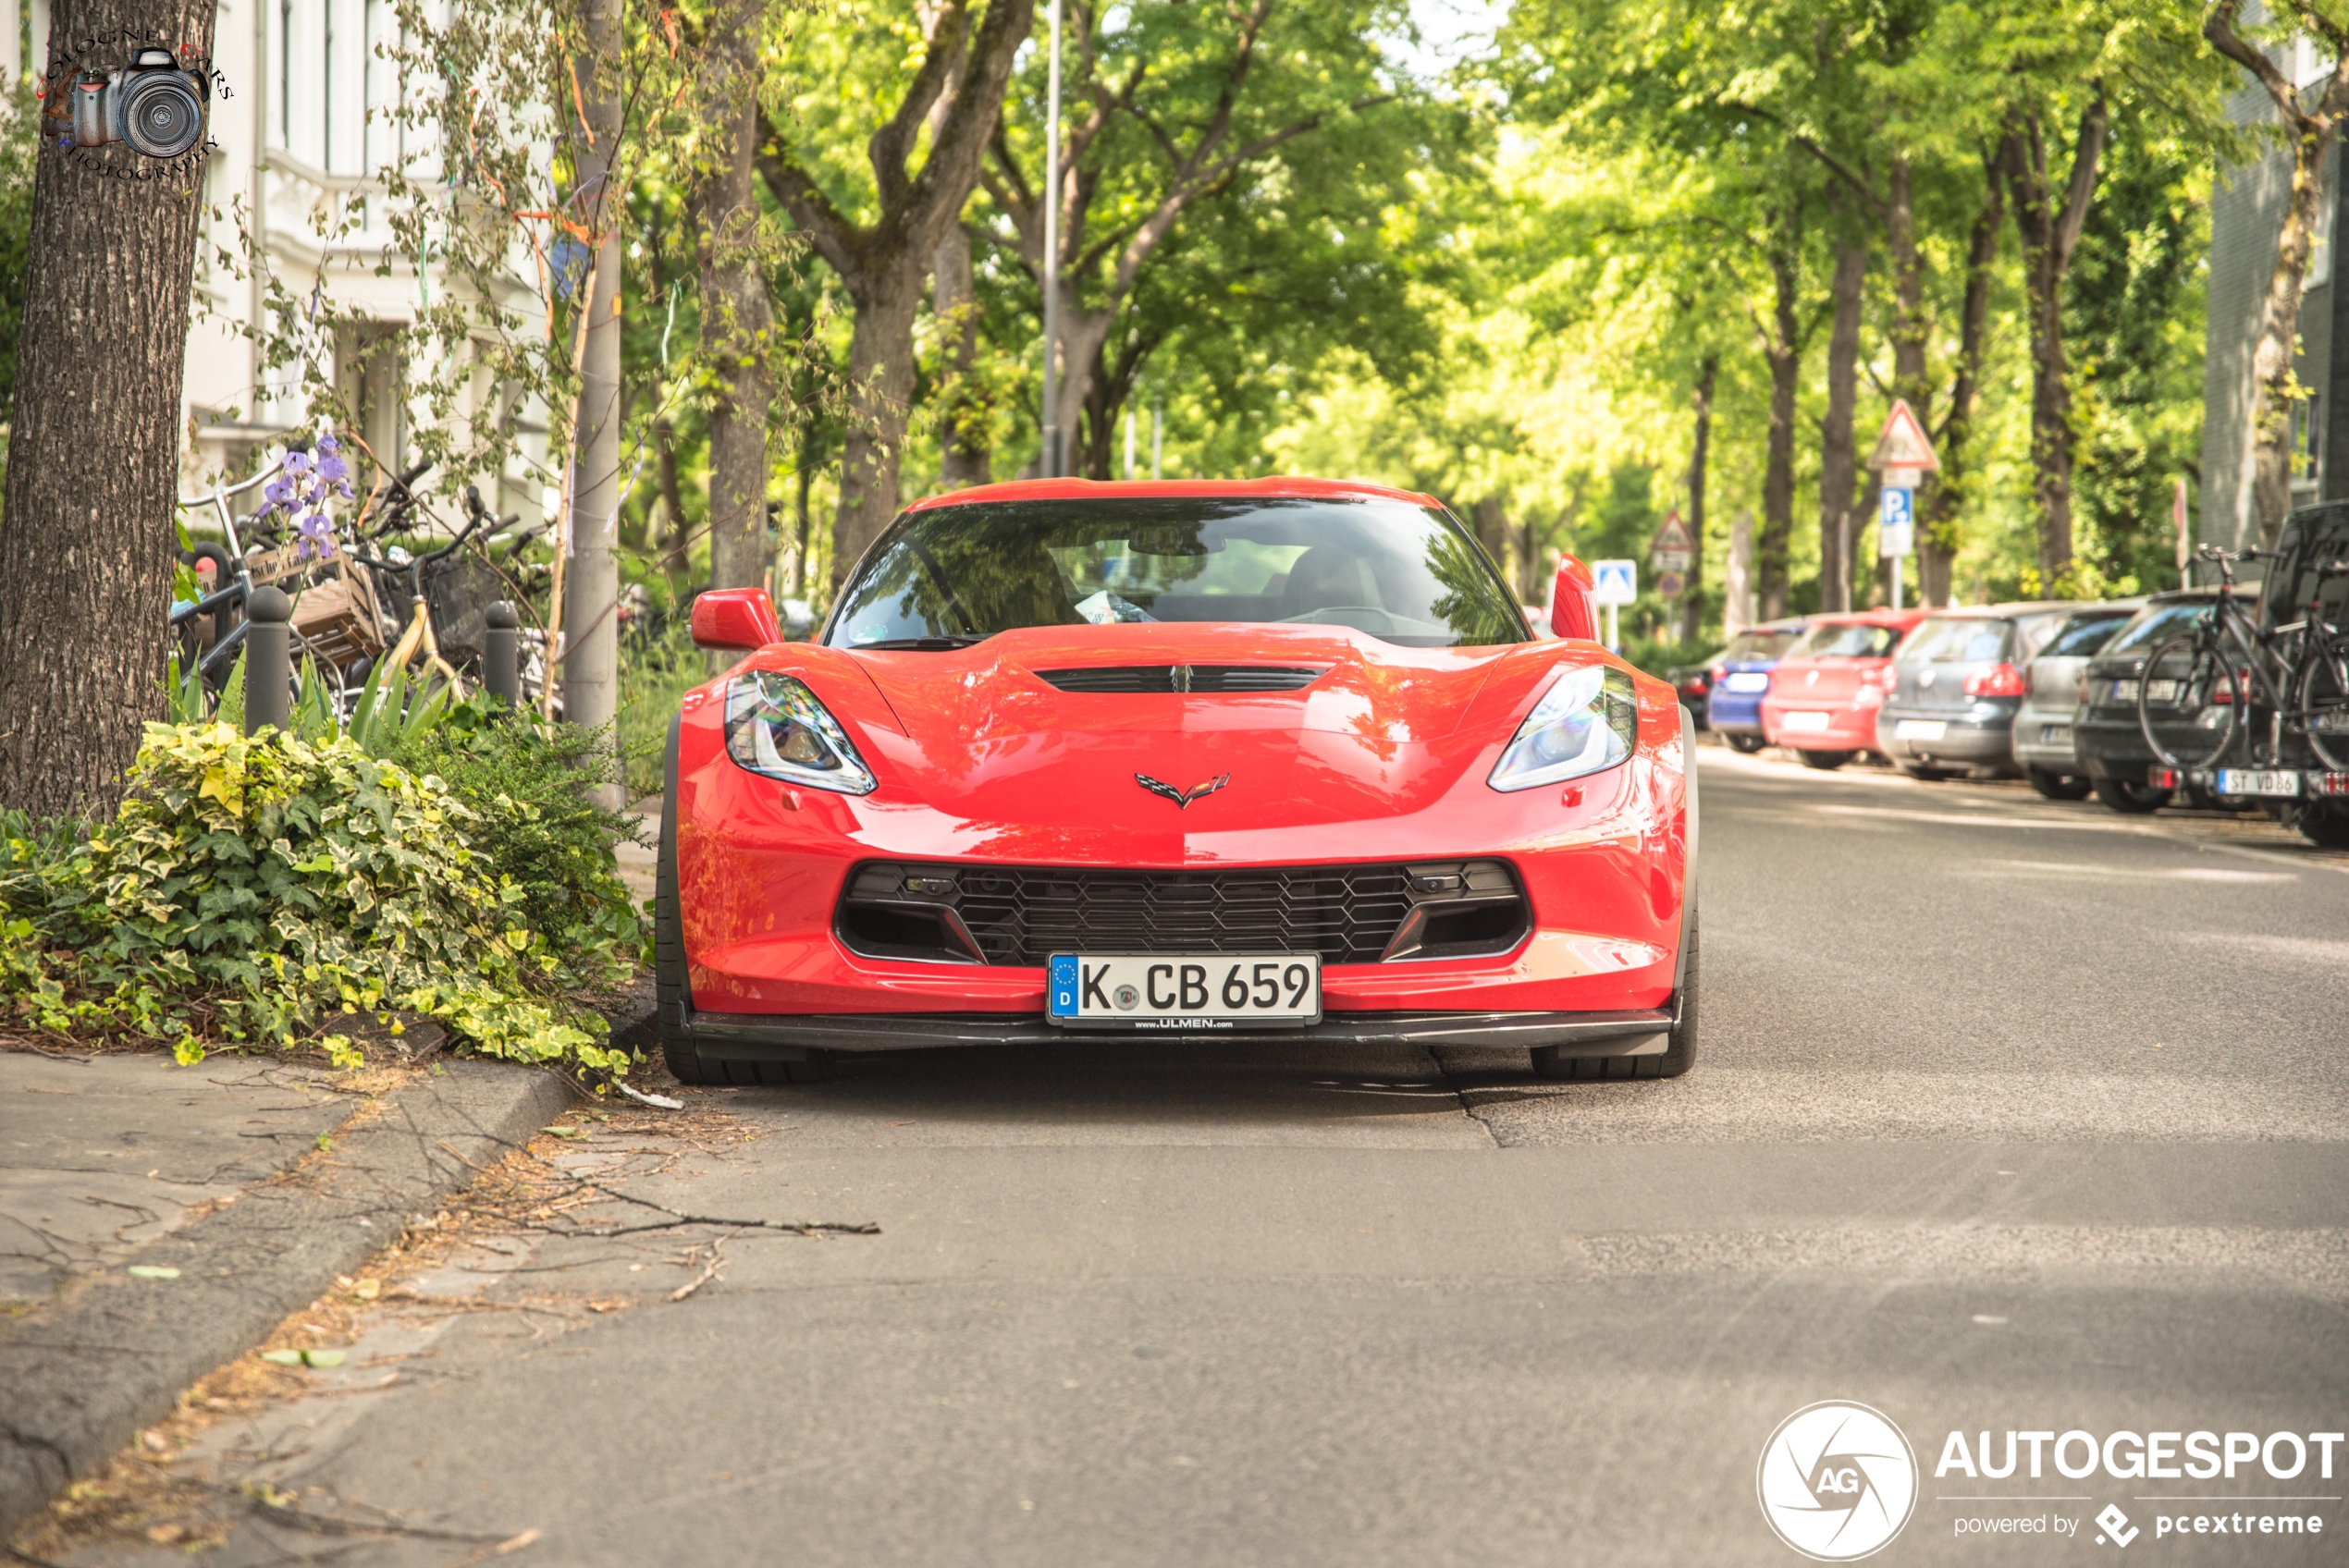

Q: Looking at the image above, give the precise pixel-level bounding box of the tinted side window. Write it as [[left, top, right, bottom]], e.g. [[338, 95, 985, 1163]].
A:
[[2106, 603, 2210, 654]]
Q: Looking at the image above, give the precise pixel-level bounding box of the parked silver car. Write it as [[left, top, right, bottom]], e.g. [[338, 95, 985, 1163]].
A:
[[1874, 603, 2079, 779], [2010, 599, 2146, 799]]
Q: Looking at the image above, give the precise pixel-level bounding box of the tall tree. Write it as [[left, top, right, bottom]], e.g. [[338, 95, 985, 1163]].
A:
[[696, 0, 778, 592], [2002, 92, 2109, 583], [2203, 0, 2349, 550], [0, 0, 217, 816], [757, 0, 1036, 584], [981, 0, 1393, 473]]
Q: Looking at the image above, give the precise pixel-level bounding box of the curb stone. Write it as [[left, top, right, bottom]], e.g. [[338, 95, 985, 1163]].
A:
[[0, 1055, 580, 1541]]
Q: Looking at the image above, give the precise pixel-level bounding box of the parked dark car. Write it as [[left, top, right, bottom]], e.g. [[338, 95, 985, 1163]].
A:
[[1873, 603, 2077, 779], [2072, 591, 2221, 813], [1703, 619, 1807, 753], [2011, 601, 2145, 798], [1665, 662, 1713, 727]]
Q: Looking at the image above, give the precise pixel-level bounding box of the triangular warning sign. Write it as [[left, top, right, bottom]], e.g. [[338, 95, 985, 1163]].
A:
[[1867, 398, 1940, 472], [1649, 508, 1694, 555]]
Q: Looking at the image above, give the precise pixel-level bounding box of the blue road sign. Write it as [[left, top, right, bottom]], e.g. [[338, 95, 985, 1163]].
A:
[[1592, 559, 1638, 606], [1880, 486, 1913, 531]]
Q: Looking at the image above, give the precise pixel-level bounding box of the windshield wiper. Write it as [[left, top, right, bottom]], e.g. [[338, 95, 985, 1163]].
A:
[[851, 635, 989, 651]]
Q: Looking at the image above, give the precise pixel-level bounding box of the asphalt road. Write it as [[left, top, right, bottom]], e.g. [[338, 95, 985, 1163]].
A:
[[37, 741, 2349, 1567]]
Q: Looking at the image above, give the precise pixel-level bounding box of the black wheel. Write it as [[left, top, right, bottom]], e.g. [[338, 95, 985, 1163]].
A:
[[1723, 732, 1766, 754], [1799, 749, 1854, 771], [2026, 766, 2093, 801], [2293, 803, 2349, 849], [1900, 764, 1958, 782], [654, 718, 830, 1088], [2297, 635, 2349, 772], [2093, 777, 2171, 815], [2137, 631, 2238, 770], [1532, 917, 1698, 1082]]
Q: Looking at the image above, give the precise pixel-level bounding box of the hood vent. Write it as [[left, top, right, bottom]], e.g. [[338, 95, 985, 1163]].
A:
[[1033, 664, 1326, 694]]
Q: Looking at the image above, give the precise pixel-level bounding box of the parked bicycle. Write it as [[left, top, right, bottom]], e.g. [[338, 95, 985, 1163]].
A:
[[2134, 543, 2349, 775]]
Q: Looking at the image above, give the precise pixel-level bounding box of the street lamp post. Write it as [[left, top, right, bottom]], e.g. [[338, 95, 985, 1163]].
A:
[[1040, 0, 1063, 479]]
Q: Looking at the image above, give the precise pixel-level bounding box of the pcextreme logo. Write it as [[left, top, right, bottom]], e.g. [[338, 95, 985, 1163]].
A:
[[1757, 1402, 1921, 1562]]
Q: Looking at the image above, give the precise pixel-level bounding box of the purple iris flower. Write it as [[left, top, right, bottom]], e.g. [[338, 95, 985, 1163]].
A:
[[295, 510, 338, 560], [316, 453, 348, 484], [284, 450, 312, 475]]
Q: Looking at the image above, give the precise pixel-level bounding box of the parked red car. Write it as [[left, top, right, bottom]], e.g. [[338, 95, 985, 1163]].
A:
[[1758, 608, 1929, 769]]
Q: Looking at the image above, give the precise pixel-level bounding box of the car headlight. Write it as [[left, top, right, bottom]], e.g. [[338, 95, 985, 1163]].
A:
[[1489, 665, 1639, 791], [722, 671, 877, 794]]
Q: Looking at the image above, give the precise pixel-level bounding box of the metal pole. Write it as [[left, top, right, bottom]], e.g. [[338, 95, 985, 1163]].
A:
[[1890, 554, 1903, 614], [1040, 0, 1063, 479], [1605, 603, 1618, 652], [486, 600, 522, 708], [244, 586, 293, 735]]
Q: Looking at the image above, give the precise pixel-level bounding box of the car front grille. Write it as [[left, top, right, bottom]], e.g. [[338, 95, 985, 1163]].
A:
[[1030, 664, 1326, 693], [835, 860, 1525, 967]]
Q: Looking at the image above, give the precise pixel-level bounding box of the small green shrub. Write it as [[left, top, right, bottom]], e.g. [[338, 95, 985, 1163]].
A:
[[387, 706, 645, 988], [0, 723, 630, 1076]]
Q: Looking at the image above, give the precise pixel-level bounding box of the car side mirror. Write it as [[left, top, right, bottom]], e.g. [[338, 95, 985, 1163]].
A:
[[692, 587, 783, 652], [1548, 554, 1600, 643]]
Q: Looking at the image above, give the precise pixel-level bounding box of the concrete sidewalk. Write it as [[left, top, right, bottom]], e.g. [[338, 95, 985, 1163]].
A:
[[0, 1043, 585, 1540]]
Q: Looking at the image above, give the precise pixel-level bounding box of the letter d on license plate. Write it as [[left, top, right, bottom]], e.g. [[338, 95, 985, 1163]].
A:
[[1047, 953, 1322, 1029]]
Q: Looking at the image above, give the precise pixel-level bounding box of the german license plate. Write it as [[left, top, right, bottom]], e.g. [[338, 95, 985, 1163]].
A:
[[2041, 724, 2072, 744], [1047, 954, 1322, 1029], [2216, 768, 2299, 798], [2109, 679, 2139, 704], [1894, 719, 1947, 741], [1778, 710, 1830, 733], [2145, 678, 2183, 704]]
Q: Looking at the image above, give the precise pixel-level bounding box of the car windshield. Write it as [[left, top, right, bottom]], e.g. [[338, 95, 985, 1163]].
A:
[[1719, 630, 1797, 662], [2105, 601, 2211, 655], [827, 497, 1526, 650], [1789, 621, 1901, 658], [2040, 612, 2130, 659], [1899, 617, 2014, 664]]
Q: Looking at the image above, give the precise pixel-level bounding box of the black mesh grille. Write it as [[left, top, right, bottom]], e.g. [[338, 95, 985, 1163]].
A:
[[837, 860, 1523, 967], [1031, 664, 1325, 694]]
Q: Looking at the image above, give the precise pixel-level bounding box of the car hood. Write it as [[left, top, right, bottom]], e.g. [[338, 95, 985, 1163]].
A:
[[826, 623, 1561, 838]]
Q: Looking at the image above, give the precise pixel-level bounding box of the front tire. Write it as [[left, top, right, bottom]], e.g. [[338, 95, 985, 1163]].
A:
[[2093, 777, 2171, 815], [1799, 749, 1854, 771], [1532, 918, 1699, 1082], [1723, 732, 1765, 754], [2026, 766, 2093, 801]]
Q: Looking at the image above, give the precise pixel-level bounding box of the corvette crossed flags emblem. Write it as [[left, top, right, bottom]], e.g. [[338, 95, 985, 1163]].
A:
[[1135, 773, 1231, 808]]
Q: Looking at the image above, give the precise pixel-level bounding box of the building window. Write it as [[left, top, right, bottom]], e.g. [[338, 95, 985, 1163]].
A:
[[2294, 395, 2323, 490]]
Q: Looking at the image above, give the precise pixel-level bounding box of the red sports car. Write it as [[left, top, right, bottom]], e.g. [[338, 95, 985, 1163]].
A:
[[655, 478, 1698, 1085]]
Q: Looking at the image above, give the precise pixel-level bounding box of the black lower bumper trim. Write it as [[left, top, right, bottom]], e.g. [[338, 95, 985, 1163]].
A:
[[683, 1004, 1680, 1059]]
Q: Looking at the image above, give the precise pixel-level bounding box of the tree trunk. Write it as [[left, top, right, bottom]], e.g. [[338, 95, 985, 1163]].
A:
[[1756, 235, 1801, 622], [1886, 153, 1942, 607], [698, 0, 776, 593], [832, 262, 926, 585], [563, 0, 625, 807], [1923, 153, 2006, 608], [1817, 235, 1867, 614], [2004, 103, 2108, 586], [793, 448, 815, 598], [0, 0, 218, 818], [1682, 355, 1716, 644], [1472, 497, 1510, 582], [934, 224, 990, 486]]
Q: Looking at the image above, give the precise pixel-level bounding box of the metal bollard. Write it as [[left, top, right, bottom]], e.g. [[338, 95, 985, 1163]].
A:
[[243, 586, 293, 735], [486, 601, 522, 708]]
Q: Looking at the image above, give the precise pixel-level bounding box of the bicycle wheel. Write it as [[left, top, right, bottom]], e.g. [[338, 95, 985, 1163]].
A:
[[2136, 631, 2239, 770], [2299, 634, 2349, 772]]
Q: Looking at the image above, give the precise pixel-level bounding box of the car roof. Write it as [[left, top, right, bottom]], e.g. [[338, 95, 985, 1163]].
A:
[[903, 476, 1444, 513], [1802, 607, 1927, 628]]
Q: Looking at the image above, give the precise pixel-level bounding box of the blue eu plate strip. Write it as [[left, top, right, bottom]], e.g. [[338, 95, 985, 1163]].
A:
[[1048, 954, 1079, 1017]]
